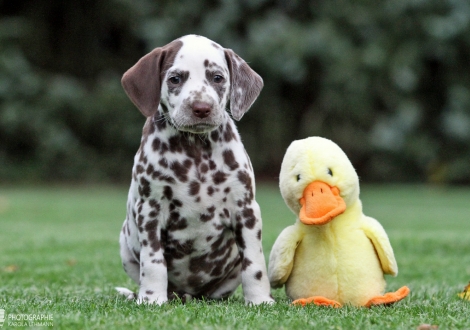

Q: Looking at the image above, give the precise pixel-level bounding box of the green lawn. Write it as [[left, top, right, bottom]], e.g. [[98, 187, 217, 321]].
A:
[[0, 184, 469, 329]]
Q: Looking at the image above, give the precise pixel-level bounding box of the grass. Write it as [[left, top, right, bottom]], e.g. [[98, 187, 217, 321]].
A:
[[0, 184, 469, 329]]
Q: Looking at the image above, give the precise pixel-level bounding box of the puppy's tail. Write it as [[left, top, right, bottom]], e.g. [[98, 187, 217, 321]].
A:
[[115, 287, 136, 300]]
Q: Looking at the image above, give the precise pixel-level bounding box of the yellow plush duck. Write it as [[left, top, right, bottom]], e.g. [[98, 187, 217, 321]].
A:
[[268, 136, 409, 307]]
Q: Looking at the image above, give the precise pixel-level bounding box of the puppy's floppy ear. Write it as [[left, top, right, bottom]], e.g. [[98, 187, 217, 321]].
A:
[[224, 49, 264, 121], [122, 40, 183, 117]]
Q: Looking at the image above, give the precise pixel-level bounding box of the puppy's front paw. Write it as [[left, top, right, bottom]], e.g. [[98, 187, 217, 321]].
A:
[[137, 290, 168, 305], [245, 295, 275, 305]]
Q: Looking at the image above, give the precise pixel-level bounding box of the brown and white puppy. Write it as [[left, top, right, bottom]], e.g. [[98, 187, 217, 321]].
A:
[[116, 35, 274, 305]]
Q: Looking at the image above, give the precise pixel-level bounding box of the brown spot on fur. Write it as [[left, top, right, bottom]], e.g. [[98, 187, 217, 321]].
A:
[[139, 150, 148, 164], [209, 160, 217, 170], [222, 149, 239, 171], [137, 213, 144, 225], [136, 164, 145, 174], [146, 164, 155, 176], [207, 186, 215, 196], [168, 212, 188, 231], [209, 237, 234, 261], [152, 138, 161, 151], [212, 171, 227, 185], [158, 174, 176, 184], [160, 141, 169, 154], [243, 207, 256, 229], [200, 206, 216, 222], [223, 123, 237, 142], [169, 239, 194, 256], [149, 199, 159, 209], [210, 235, 225, 251], [237, 170, 254, 203], [151, 170, 162, 179], [210, 130, 220, 143], [150, 239, 161, 252], [189, 255, 212, 274], [168, 135, 184, 153], [139, 177, 151, 197], [145, 220, 161, 252], [189, 181, 200, 196], [163, 185, 173, 200], [200, 163, 209, 173], [170, 159, 192, 182], [242, 257, 252, 271], [158, 158, 168, 168]]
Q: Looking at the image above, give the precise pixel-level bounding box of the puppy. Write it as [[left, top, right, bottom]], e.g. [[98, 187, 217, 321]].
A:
[[116, 35, 274, 305]]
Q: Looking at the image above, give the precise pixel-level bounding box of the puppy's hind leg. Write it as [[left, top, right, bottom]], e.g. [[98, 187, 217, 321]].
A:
[[116, 222, 140, 299], [119, 225, 140, 283]]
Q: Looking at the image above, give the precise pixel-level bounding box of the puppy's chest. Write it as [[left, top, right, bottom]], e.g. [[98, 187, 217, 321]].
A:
[[136, 131, 252, 229]]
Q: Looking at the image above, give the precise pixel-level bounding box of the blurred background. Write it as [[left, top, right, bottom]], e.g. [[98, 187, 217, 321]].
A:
[[1, 0, 470, 185]]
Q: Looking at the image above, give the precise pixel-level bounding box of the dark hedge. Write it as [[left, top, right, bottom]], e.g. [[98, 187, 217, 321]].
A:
[[1, 0, 470, 183]]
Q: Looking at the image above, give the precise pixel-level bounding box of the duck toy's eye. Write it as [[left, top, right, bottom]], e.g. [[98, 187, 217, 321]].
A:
[[327, 168, 333, 176], [296, 174, 301, 182]]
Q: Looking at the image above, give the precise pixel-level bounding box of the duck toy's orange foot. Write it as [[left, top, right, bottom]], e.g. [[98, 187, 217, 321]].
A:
[[365, 286, 410, 308], [292, 296, 342, 308], [292, 286, 410, 308]]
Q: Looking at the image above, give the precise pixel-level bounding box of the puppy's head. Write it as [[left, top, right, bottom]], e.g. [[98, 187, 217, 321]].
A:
[[122, 35, 263, 134]]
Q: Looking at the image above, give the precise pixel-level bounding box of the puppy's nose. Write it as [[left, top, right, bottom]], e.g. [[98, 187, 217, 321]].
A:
[[192, 102, 212, 119]]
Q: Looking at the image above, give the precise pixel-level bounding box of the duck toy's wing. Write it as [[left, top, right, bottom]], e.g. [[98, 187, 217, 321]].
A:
[[268, 225, 302, 288], [361, 215, 398, 276]]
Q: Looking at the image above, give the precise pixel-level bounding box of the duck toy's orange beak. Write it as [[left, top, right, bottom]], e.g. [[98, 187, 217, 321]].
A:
[[299, 181, 346, 225]]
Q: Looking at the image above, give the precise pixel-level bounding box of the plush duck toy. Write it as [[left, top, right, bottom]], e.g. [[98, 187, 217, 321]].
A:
[[268, 137, 409, 307]]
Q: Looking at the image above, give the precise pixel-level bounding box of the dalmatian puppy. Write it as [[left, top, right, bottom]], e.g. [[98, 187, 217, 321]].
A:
[[116, 35, 274, 305]]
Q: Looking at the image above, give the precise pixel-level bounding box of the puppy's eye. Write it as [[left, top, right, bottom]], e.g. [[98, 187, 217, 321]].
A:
[[296, 174, 301, 182], [169, 76, 181, 84], [213, 75, 224, 83], [327, 168, 333, 176]]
